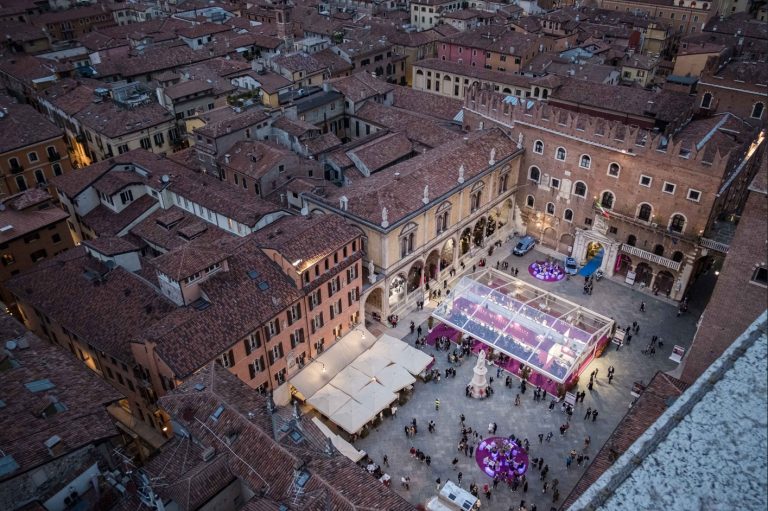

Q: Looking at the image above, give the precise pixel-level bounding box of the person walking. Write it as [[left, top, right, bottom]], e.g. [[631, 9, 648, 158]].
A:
[[436, 478, 441, 491], [457, 472, 463, 485], [538, 433, 544, 444], [409, 321, 415, 334], [460, 413, 465, 425], [592, 409, 599, 421], [383, 454, 389, 466], [435, 398, 440, 411], [566, 456, 572, 469], [584, 407, 592, 420], [583, 435, 591, 450], [608, 373, 614, 384], [640, 301, 646, 312], [452, 457, 459, 470], [515, 394, 521, 406], [542, 481, 549, 494], [552, 488, 560, 503], [492, 476, 499, 490], [545, 431, 553, 442], [417, 325, 423, 337]]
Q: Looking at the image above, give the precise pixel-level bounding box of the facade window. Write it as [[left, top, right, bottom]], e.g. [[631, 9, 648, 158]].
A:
[[400, 223, 417, 257], [30, 248, 48, 262], [608, 163, 620, 177], [600, 191, 615, 209], [550, 178, 560, 189], [435, 203, 451, 234], [526, 195, 534, 208], [287, 303, 302, 325], [579, 155, 591, 169], [533, 140, 544, 154], [9, 157, 21, 171], [639, 175, 652, 187], [140, 137, 151, 150], [637, 203, 652, 221], [669, 214, 686, 233], [555, 147, 566, 161], [52, 163, 62, 176], [563, 209, 573, 222], [15, 175, 27, 191], [663, 182, 676, 194], [154, 133, 165, 146], [498, 172, 510, 194], [573, 181, 587, 197], [545, 202, 555, 215], [701, 92, 713, 109], [627, 234, 637, 246], [244, 332, 262, 355], [751, 102, 764, 119], [34, 169, 46, 185], [528, 166, 540, 183], [751, 266, 768, 286], [470, 189, 482, 212], [687, 189, 701, 202], [120, 190, 134, 204], [28, 151, 39, 163], [2, 253, 16, 266]]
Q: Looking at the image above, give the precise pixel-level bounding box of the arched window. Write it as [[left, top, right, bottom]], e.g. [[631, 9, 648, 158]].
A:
[[701, 92, 713, 109], [526, 195, 535, 208], [400, 223, 417, 257], [600, 191, 615, 209], [608, 162, 620, 177], [435, 202, 451, 235], [669, 214, 686, 233], [470, 181, 484, 212], [534, 86, 540, 97], [529, 166, 540, 183], [542, 89, 548, 99], [573, 181, 587, 197], [564, 208, 573, 222], [637, 203, 652, 222], [555, 147, 566, 161], [15, 175, 27, 191], [653, 244, 665, 256], [34, 169, 46, 185], [627, 234, 637, 246], [546, 202, 555, 215], [672, 251, 684, 262], [533, 140, 544, 154], [752, 102, 765, 119], [498, 172, 510, 194], [579, 154, 591, 169]]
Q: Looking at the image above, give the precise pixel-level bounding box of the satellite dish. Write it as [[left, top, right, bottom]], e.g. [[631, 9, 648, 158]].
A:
[[5, 340, 17, 350], [161, 174, 170, 184]]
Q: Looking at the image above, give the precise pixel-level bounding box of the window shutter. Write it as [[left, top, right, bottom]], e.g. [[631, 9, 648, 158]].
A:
[[275, 319, 281, 335], [268, 351, 274, 365], [244, 338, 252, 356], [348, 291, 352, 307], [249, 363, 256, 380], [227, 350, 235, 367], [287, 310, 293, 326], [278, 342, 284, 358]]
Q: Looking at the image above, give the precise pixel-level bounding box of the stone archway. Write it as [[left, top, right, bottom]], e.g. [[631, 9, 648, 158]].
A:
[[460, 228, 472, 256], [440, 238, 455, 269], [425, 249, 440, 282], [635, 262, 653, 287], [655, 270, 675, 296], [542, 227, 557, 249], [558, 233, 575, 255], [486, 216, 497, 238], [473, 217, 487, 247], [614, 254, 632, 277], [365, 287, 383, 318], [407, 260, 424, 293], [389, 273, 407, 307]]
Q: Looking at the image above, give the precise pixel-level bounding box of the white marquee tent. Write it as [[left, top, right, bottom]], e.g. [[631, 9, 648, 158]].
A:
[[290, 329, 433, 435]]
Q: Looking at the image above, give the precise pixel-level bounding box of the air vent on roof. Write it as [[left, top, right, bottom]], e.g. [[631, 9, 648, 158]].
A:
[[25, 379, 55, 393], [247, 270, 260, 280], [258, 281, 270, 291], [0, 225, 13, 233], [210, 405, 224, 422], [201, 446, 216, 462], [193, 383, 206, 392]]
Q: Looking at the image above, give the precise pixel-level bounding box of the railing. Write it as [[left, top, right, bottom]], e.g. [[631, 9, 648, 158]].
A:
[[47, 152, 61, 162], [698, 237, 730, 253], [10, 164, 24, 174], [620, 243, 682, 271]]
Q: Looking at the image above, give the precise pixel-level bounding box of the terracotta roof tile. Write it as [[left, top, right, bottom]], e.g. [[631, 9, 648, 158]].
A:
[[130, 206, 232, 252], [82, 236, 139, 257], [0, 315, 122, 483], [81, 194, 158, 237], [0, 96, 63, 154], [354, 101, 461, 149]]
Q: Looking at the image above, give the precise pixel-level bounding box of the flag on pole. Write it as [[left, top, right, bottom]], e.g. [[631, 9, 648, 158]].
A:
[[594, 199, 611, 218]]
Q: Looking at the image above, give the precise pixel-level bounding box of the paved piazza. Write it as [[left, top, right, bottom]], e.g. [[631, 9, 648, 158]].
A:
[[354, 241, 710, 510]]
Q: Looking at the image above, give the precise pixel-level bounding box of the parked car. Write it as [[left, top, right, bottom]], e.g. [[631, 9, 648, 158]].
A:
[[512, 235, 536, 256], [565, 257, 579, 275]]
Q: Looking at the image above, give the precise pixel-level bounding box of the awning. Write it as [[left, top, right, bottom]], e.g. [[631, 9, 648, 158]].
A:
[[351, 349, 391, 377], [311, 417, 366, 462], [307, 384, 351, 417], [374, 364, 416, 393], [331, 399, 373, 435], [330, 366, 371, 396]]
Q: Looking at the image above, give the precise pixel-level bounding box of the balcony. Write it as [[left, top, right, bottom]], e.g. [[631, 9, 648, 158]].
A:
[[9, 164, 24, 174], [699, 237, 730, 254], [47, 151, 61, 162], [592, 204, 697, 244], [620, 243, 682, 271]]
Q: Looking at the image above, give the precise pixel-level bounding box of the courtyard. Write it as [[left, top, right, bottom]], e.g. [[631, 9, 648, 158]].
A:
[[353, 242, 709, 510]]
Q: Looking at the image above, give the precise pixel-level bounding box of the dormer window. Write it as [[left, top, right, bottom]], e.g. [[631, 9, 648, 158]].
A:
[[120, 190, 134, 205]]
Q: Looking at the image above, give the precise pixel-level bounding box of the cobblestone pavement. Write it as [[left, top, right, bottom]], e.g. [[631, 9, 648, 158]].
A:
[[355, 241, 711, 511]]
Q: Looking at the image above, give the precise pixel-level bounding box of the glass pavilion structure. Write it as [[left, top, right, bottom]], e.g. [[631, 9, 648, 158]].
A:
[[432, 269, 614, 384]]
